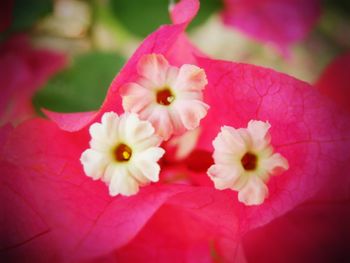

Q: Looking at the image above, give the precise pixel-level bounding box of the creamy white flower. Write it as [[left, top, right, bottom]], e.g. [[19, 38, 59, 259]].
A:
[[121, 53, 209, 141], [80, 112, 165, 196], [207, 120, 289, 206]]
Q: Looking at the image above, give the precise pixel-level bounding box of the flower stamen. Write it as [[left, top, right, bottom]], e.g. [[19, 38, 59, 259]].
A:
[[114, 143, 132, 162], [241, 152, 257, 171], [156, 88, 175, 106]]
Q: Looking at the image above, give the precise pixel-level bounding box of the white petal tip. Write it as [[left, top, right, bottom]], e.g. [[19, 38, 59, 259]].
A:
[[238, 177, 269, 206]]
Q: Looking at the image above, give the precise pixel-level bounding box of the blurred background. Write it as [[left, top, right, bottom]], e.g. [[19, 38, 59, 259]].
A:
[[1, 0, 349, 123]]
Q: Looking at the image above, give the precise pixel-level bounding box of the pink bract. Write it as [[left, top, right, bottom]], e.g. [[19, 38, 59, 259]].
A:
[[243, 198, 350, 263], [0, 34, 66, 125], [0, 0, 207, 261], [115, 188, 246, 263], [111, 55, 350, 262], [0, 119, 192, 262], [196, 57, 350, 230], [315, 53, 350, 112], [221, 0, 321, 54], [239, 53, 350, 263], [1, 0, 350, 262], [106, 56, 350, 262]]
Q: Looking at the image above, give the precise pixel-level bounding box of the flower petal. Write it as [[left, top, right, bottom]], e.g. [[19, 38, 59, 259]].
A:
[[134, 148, 165, 182], [174, 64, 208, 91], [174, 100, 209, 130], [261, 153, 289, 176], [238, 176, 268, 206], [109, 166, 139, 196], [124, 114, 160, 148], [247, 120, 271, 149], [208, 164, 246, 190], [89, 112, 119, 143], [213, 126, 248, 156], [136, 54, 169, 87], [120, 82, 154, 114], [143, 108, 174, 140], [80, 149, 110, 180]]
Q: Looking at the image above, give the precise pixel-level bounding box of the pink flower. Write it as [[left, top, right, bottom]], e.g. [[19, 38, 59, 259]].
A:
[[0, 34, 66, 125], [1, 1, 349, 262], [221, 0, 321, 54], [121, 54, 209, 140]]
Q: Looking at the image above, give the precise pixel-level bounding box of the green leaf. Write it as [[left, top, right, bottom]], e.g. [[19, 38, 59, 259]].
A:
[[33, 52, 126, 113], [110, 0, 222, 38], [10, 0, 53, 32], [190, 0, 222, 29]]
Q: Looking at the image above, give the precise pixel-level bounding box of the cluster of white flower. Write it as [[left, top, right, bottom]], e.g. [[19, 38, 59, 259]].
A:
[[81, 54, 209, 196], [80, 54, 289, 205]]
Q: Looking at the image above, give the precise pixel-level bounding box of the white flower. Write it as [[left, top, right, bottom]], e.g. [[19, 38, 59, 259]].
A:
[[121, 53, 209, 141], [207, 120, 289, 206], [80, 112, 165, 196]]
